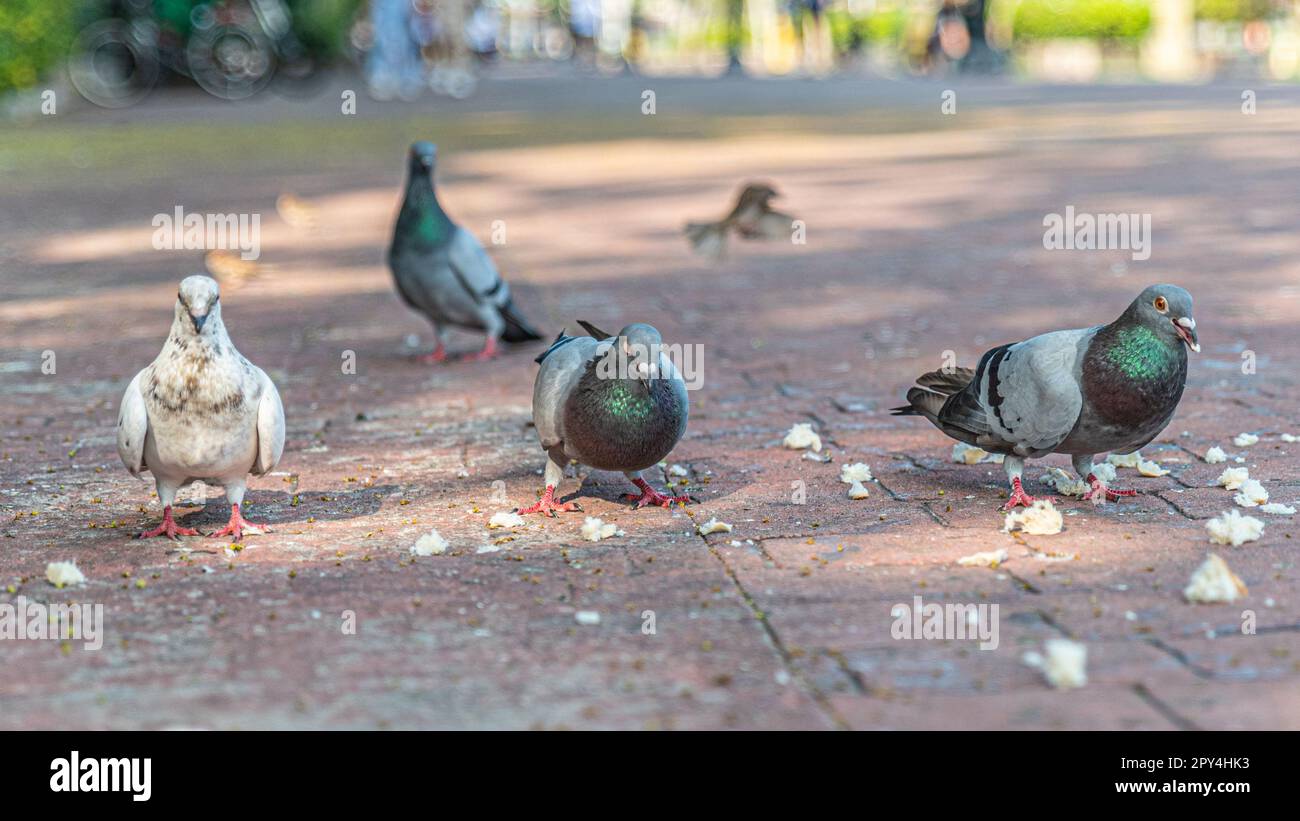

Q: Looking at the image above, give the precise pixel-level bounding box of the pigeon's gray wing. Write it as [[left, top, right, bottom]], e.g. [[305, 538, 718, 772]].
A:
[[447, 225, 510, 308], [116, 369, 150, 477], [533, 336, 601, 452], [969, 328, 1095, 456], [252, 367, 285, 476]]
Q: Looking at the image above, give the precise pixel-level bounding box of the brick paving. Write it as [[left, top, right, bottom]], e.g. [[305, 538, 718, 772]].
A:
[[1, 78, 1298, 729]]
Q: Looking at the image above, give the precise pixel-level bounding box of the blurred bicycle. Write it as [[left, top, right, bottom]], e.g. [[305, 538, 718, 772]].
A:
[[68, 0, 327, 107]]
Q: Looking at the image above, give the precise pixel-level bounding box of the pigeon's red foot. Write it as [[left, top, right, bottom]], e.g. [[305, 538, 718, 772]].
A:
[[1001, 477, 1053, 511], [517, 485, 581, 517], [462, 337, 499, 362], [138, 506, 201, 540], [415, 343, 447, 364], [624, 478, 691, 509], [208, 503, 269, 541], [1084, 474, 1138, 504]]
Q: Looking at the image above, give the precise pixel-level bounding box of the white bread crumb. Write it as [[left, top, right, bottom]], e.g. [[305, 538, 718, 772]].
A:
[[1183, 552, 1248, 603], [488, 511, 525, 529], [580, 516, 624, 542], [1137, 459, 1169, 477], [839, 462, 873, 483], [1040, 467, 1088, 497], [45, 561, 86, 588], [1204, 446, 1227, 464], [1216, 467, 1250, 490], [957, 548, 1008, 568], [697, 518, 733, 535], [1107, 451, 1142, 468], [1003, 500, 1064, 535], [667, 464, 689, 477], [847, 480, 870, 500], [1233, 433, 1259, 447], [1282, 434, 1299, 443], [1206, 509, 1264, 546], [1024, 639, 1087, 689], [952, 443, 1003, 465], [574, 610, 601, 625], [1092, 462, 1117, 484], [1233, 479, 1269, 508], [1260, 502, 1296, 515], [410, 529, 449, 556], [782, 423, 821, 452]]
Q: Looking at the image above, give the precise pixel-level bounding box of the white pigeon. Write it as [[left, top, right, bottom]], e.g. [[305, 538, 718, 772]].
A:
[[116, 275, 285, 540]]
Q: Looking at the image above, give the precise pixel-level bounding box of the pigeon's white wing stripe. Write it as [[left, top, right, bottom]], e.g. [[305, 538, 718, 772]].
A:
[[116, 369, 150, 477], [982, 329, 1090, 456], [447, 226, 509, 307], [253, 368, 285, 476]]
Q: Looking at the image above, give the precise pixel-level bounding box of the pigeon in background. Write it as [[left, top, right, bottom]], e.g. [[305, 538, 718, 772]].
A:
[[117, 275, 285, 540], [685, 182, 796, 259], [892, 284, 1198, 509], [521, 319, 690, 515], [388, 141, 543, 362]]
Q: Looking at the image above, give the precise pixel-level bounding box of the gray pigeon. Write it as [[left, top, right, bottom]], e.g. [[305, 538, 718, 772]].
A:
[[388, 141, 542, 362], [521, 320, 690, 515], [892, 284, 1198, 508], [117, 275, 286, 540]]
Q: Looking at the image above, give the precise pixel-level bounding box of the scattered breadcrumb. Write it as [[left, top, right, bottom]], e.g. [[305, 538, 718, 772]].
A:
[[1233, 433, 1260, 447], [1260, 502, 1296, 515], [1206, 509, 1264, 547], [1204, 446, 1227, 464], [488, 511, 525, 529], [697, 518, 733, 535], [1216, 467, 1250, 491], [574, 611, 601, 626], [1041, 467, 1087, 497], [952, 443, 1004, 465], [839, 463, 873, 484], [1024, 639, 1087, 689], [782, 422, 821, 452], [1137, 459, 1169, 477], [957, 548, 1008, 568], [667, 464, 689, 477], [1003, 500, 1063, 535], [1233, 479, 1269, 508], [1183, 553, 1248, 604], [580, 517, 624, 542], [1282, 433, 1299, 443], [410, 529, 449, 556], [1092, 462, 1117, 484], [847, 480, 870, 500], [45, 561, 86, 588], [802, 450, 831, 463], [1107, 451, 1142, 468]]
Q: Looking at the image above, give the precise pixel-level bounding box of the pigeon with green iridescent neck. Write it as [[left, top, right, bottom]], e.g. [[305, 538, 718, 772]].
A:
[[892, 285, 1198, 508], [388, 141, 542, 362], [520, 320, 690, 516]]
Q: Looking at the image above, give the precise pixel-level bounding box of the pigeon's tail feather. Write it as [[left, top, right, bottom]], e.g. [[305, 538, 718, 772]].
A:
[[685, 220, 728, 259], [915, 367, 976, 395], [576, 319, 613, 341], [535, 330, 575, 364], [894, 387, 948, 422], [500, 299, 543, 343]]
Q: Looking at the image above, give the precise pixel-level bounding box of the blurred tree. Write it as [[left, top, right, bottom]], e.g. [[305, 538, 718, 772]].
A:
[[0, 0, 79, 94]]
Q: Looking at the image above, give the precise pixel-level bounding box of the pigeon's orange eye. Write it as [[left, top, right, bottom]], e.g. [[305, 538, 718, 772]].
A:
[[1153, 296, 1168, 312]]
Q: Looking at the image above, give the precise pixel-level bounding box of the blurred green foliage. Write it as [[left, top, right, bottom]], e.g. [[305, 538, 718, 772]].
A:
[[287, 0, 366, 60], [0, 0, 79, 95], [1194, 0, 1277, 21], [1013, 0, 1152, 40], [827, 7, 908, 53]]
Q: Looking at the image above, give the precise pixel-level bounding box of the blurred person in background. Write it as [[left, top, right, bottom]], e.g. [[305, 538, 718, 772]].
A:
[[366, 0, 425, 98], [789, 0, 832, 74]]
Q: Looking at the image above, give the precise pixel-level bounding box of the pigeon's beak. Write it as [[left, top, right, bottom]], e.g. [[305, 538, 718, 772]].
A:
[[1173, 316, 1199, 353], [190, 311, 208, 333]]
